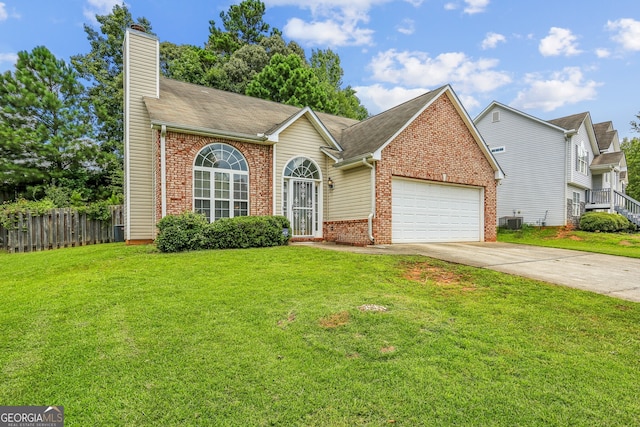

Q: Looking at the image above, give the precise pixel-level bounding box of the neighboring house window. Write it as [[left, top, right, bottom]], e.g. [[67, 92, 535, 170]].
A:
[[283, 157, 320, 237], [572, 192, 581, 217], [576, 142, 588, 175], [193, 143, 249, 221], [604, 173, 610, 186]]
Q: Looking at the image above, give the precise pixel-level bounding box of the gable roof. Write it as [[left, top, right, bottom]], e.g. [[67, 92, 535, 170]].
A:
[[337, 87, 444, 161], [474, 101, 569, 133], [591, 151, 625, 168], [144, 78, 502, 177], [593, 121, 617, 152], [547, 112, 589, 131], [144, 78, 358, 147]]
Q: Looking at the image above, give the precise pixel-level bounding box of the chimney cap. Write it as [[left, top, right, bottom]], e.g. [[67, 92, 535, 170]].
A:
[[130, 24, 146, 33]]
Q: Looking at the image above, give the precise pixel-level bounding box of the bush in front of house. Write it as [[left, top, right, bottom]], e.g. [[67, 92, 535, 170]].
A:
[[155, 211, 208, 253], [156, 212, 291, 252], [579, 212, 633, 232], [203, 215, 291, 250]]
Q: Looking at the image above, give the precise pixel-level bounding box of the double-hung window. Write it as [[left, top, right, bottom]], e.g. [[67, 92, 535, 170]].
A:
[[194, 144, 249, 221], [572, 192, 581, 217], [576, 142, 588, 175]]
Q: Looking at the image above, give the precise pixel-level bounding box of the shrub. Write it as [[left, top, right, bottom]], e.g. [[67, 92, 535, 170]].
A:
[[579, 212, 632, 232], [155, 213, 291, 252], [204, 215, 291, 250], [155, 211, 208, 253]]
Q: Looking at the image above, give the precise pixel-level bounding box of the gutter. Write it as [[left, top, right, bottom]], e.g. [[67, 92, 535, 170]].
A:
[[334, 153, 375, 170], [151, 121, 271, 144]]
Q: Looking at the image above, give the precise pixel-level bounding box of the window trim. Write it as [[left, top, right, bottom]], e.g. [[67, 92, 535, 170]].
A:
[[572, 191, 581, 217], [282, 156, 323, 238], [576, 142, 588, 175], [193, 143, 249, 222]]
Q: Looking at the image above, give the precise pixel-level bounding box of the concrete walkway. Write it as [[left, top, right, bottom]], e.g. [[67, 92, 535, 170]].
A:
[[294, 241, 640, 303]]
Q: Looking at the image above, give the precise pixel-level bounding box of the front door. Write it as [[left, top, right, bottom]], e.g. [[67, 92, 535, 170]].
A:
[[290, 179, 316, 237]]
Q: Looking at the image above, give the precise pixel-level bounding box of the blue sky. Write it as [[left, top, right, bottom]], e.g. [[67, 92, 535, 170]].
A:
[[1, 0, 639, 139]]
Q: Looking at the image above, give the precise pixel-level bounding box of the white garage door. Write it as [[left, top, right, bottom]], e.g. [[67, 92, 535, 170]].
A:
[[392, 178, 483, 243]]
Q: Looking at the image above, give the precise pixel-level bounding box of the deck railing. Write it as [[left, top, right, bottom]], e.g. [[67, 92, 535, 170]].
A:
[[586, 189, 611, 205]]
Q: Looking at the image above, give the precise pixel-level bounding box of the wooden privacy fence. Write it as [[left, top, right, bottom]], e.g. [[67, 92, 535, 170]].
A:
[[0, 205, 124, 253]]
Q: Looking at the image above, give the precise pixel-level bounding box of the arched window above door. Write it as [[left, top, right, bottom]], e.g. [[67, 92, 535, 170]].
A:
[[284, 157, 320, 179]]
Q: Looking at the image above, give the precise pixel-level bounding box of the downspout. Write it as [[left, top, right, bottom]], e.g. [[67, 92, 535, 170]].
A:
[[563, 131, 573, 225], [272, 144, 277, 215], [160, 125, 167, 218], [362, 158, 375, 243]]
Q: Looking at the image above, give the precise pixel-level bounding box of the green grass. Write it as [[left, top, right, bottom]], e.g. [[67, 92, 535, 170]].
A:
[[498, 226, 640, 258], [1, 244, 639, 426]]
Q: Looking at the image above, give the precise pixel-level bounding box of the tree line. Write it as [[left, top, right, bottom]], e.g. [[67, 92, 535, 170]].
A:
[[0, 0, 368, 204]]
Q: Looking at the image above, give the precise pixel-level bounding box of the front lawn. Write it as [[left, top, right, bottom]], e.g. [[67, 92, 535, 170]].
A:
[[498, 226, 640, 258], [1, 244, 639, 426]]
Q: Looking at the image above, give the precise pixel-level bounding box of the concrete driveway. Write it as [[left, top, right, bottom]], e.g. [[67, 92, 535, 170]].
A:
[[295, 242, 640, 303]]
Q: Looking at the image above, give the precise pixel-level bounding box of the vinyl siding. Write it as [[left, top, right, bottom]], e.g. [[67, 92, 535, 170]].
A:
[[275, 117, 328, 219], [124, 30, 158, 240], [476, 106, 567, 226], [325, 166, 372, 220], [567, 122, 594, 189]]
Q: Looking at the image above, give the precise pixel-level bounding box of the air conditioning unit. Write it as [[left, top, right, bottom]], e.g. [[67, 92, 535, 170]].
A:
[[499, 216, 523, 230]]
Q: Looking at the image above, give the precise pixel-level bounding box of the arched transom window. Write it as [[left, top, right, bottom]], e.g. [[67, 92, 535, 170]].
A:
[[283, 157, 321, 237], [194, 144, 249, 221]]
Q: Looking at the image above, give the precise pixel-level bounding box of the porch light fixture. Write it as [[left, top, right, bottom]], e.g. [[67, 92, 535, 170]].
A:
[[327, 177, 334, 190]]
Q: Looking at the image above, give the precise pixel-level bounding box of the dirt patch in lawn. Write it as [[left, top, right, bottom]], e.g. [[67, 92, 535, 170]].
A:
[[402, 261, 463, 285], [319, 311, 350, 328]]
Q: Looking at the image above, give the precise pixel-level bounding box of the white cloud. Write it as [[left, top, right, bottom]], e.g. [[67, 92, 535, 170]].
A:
[[397, 19, 415, 35], [368, 49, 511, 94], [607, 18, 640, 51], [464, 0, 489, 14], [481, 32, 505, 50], [511, 67, 601, 112], [284, 17, 374, 46], [595, 48, 610, 58], [0, 2, 7, 21], [353, 84, 428, 114], [0, 52, 18, 65], [443, 0, 489, 14], [269, 0, 387, 46], [539, 27, 582, 57], [83, 0, 121, 24]]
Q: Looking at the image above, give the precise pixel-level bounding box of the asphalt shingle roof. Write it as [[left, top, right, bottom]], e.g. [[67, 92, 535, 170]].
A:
[[547, 112, 589, 131], [591, 151, 624, 167], [593, 121, 616, 152], [144, 77, 446, 161]]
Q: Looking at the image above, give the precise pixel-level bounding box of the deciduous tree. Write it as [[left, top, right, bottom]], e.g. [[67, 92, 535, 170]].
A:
[[622, 137, 640, 201]]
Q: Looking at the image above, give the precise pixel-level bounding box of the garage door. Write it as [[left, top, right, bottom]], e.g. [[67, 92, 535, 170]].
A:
[[392, 178, 483, 243]]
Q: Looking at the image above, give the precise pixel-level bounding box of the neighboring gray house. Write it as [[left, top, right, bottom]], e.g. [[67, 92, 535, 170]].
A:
[[475, 102, 639, 227]]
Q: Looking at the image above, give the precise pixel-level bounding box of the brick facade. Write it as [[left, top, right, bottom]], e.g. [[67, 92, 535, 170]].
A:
[[374, 95, 498, 244], [154, 131, 272, 223], [152, 95, 497, 245], [323, 219, 371, 246]]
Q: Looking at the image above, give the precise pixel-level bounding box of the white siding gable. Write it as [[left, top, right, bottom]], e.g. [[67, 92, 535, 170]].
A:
[[475, 105, 567, 226]]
